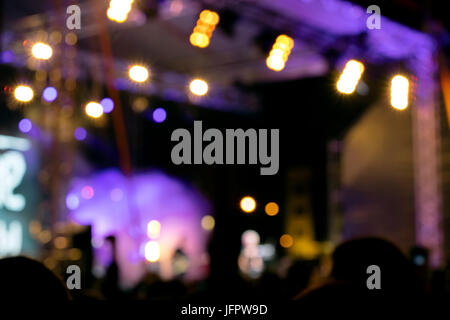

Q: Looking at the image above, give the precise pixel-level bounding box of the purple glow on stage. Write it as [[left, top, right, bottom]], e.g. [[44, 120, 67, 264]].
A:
[[100, 98, 114, 113], [74, 127, 87, 141], [42, 87, 58, 102], [68, 169, 210, 285], [153, 107, 166, 123], [18, 118, 32, 133]]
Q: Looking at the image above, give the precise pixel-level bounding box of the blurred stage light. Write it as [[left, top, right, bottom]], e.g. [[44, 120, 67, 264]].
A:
[[14, 85, 34, 102], [200, 10, 220, 25], [336, 59, 365, 94], [74, 127, 87, 141], [390, 75, 409, 110], [85, 102, 104, 118], [190, 10, 219, 48], [132, 96, 149, 113], [266, 35, 293, 71], [240, 196, 256, 213], [107, 0, 134, 23], [201, 215, 215, 231], [31, 42, 53, 60], [152, 107, 167, 123], [54, 236, 68, 249], [264, 202, 279, 216], [190, 33, 210, 48], [18, 118, 32, 133], [145, 240, 160, 262], [81, 186, 94, 199], [68, 248, 82, 261], [189, 79, 208, 96], [129, 65, 149, 83], [266, 56, 285, 72], [29, 220, 42, 235], [65, 193, 80, 210], [42, 86, 58, 102], [147, 220, 161, 239], [100, 98, 114, 113], [280, 234, 294, 248], [241, 230, 260, 246]]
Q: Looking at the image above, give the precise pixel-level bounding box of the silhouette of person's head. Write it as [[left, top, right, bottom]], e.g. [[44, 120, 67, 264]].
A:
[[295, 237, 422, 310], [331, 237, 418, 295], [0, 256, 70, 301]]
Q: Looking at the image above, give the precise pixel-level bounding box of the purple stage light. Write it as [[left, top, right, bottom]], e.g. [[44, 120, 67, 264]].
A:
[[18, 118, 32, 133], [68, 169, 210, 285], [100, 98, 114, 113], [74, 127, 87, 141], [42, 87, 58, 102], [153, 107, 167, 123]]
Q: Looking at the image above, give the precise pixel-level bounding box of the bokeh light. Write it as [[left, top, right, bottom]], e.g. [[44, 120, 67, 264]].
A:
[[54, 236, 68, 249], [152, 107, 167, 123], [81, 186, 94, 199], [129, 65, 149, 83], [107, 0, 134, 23], [390, 75, 409, 110], [189, 79, 208, 96], [201, 215, 215, 231], [190, 10, 219, 48], [74, 127, 87, 141], [147, 220, 161, 239], [18, 118, 32, 133], [144, 241, 160, 262], [31, 42, 53, 60], [14, 85, 34, 102], [264, 202, 279, 216], [65, 193, 80, 210], [100, 97, 114, 113], [241, 230, 260, 246], [85, 102, 104, 118], [336, 59, 365, 94], [266, 35, 293, 71], [199, 10, 220, 25], [42, 86, 58, 102], [280, 234, 294, 248], [240, 196, 256, 213]]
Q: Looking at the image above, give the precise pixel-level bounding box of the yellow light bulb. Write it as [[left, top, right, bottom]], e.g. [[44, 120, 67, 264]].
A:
[[145, 241, 160, 262], [390, 75, 409, 110], [200, 10, 219, 25], [31, 42, 53, 60], [336, 59, 365, 94], [240, 196, 256, 213], [266, 56, 285, 71], [85, 102, 103, 118], [14, 85, 34, 102], [189, 79, 208, 96], [147, 220, 161, 239], [129, 65, 149, 83]]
